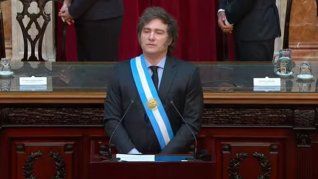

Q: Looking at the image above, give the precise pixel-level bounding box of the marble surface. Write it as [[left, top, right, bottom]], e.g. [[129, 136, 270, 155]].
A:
[[289, 0, 318, 59]]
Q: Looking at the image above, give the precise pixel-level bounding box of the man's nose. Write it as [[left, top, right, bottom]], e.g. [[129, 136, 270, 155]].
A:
[[148, 32, 155, 40]]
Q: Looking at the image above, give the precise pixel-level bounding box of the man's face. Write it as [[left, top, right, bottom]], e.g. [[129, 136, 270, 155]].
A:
[[139, 18, 172, 57]]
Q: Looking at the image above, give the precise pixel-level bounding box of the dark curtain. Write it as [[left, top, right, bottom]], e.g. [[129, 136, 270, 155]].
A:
[[153, 0, 218, 61], [118, 0, 151, 60], [56, 0, 230, 61]]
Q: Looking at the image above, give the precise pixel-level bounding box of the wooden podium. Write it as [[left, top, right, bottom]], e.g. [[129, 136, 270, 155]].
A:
[[89, 160, 215, 179], [1, 61, 318, 178]]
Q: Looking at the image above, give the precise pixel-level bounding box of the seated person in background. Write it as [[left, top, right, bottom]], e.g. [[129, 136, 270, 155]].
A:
[[217, 0, 281, 61], [104, 7, 203, 155]]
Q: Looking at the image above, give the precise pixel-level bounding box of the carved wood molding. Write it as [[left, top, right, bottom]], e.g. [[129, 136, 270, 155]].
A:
[[228, 152, 248, 179], [49, 152, 66, 179], [223, 144, 275, 179], [202, 105, 318, 129], [16, 143, 25, 152], [1, 105, 318, 130], [1, 107, 104, 126], [23, 150, 67, 179], [294, 109, 315, 128], [203, 105, 294, 127], [23, 150, 43, 179], [295, 130, 314, 147], [253, 152, 272, 179], [98, 142, 112, 160]]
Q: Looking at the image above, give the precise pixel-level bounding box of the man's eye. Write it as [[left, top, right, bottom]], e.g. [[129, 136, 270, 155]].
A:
[[156, 31, 164, 35], [143, 29, 151, 33]]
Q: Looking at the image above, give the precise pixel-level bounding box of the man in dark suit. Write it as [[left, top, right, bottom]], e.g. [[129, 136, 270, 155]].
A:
[[218, 0, 281, 60], [59, 0, 123, 61], [104, 7, 203, 155]]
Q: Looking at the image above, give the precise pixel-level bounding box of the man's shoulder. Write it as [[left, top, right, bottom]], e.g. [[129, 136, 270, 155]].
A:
[[109, 60, 132, 78], [113, 60, 131, 69]]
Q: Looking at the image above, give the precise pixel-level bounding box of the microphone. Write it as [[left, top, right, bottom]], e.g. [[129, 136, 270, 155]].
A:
[[170, 100, 198, 159], [107, 99, 135, 160]]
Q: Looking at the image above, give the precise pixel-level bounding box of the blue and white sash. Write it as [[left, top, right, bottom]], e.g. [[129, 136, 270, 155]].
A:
[[130, 55, 174, 149]]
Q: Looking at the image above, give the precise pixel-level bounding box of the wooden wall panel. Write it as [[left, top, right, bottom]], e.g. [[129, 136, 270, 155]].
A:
[[90, 138, 109, 163], [12, 141, 76, 179], [200, 128, 297, 179], [220, 142, 280, 179], [312, 134, 318, 179]]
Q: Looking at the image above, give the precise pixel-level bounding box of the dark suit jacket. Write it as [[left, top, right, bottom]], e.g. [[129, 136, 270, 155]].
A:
[[104, 57, 203, 154], [219, 0, 281, 41], [69, 0, 123, 20]]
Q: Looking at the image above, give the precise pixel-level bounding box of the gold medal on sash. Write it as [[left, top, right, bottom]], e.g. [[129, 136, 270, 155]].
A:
[[147, 98, 157, 110]]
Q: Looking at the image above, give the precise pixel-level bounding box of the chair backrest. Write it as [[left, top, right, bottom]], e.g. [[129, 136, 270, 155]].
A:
[[283, 0, 293, 49], [0, 7, 5, 58], [16, 0, 62, 61]]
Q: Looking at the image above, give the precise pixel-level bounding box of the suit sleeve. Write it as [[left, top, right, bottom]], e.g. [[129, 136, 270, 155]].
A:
[[218, 0, 227, 9], [68, 0, 99, 19], [225, 0, 256, 24], [160, 67, 203, 154], [104, 66, 136, 154]]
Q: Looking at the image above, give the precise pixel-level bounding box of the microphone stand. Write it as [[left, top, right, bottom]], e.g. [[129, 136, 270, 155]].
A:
[[170, 101, 198, 160], [107, 100, 134, 160]]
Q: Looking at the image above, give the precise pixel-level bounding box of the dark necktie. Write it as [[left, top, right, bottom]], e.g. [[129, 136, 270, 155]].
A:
[[150, 66, 159, 90]]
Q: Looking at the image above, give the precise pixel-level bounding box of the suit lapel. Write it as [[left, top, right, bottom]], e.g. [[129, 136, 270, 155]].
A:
[[159, 56, 177, 101]]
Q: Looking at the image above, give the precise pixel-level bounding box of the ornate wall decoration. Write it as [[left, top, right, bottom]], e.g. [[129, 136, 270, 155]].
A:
[[203, 105, 294, 127], [49, 152, 66, 179], [296, 131, 313, 147], [1, 106, 104, 126], [22, 150, 67, 179], [294, 109, 315, 128], [23, 150, 43, 179], [228, 152, 248, 179], [253, 152, 272, 179]]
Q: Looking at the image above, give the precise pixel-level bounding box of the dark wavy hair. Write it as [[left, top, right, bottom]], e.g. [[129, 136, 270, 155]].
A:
[[137, 7, 178, 55]]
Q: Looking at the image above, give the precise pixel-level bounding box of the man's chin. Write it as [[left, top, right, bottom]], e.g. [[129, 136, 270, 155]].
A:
[[142, 48, 168, 57], [143, 50, 159, 55]]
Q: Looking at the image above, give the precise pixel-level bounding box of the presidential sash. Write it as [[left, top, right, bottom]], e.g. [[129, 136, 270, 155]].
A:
[[130, 55, 174, 149]]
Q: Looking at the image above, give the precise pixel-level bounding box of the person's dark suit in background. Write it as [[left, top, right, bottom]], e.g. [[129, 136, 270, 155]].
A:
[[104, 7, 203, 155], [218, 0, 281, 61], [59, 0, 123, 61]]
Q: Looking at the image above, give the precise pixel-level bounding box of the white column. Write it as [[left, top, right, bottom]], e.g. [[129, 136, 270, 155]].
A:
[[11, 0, 56, 61]]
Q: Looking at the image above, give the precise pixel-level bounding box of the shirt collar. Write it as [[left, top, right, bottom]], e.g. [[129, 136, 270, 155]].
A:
[[145, 57, 166, 69]]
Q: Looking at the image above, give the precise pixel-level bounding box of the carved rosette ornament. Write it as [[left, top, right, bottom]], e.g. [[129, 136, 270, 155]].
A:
[[253, 152, 271, 179], [228, 152, 248, 179], [296, 131, 313, 147]]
